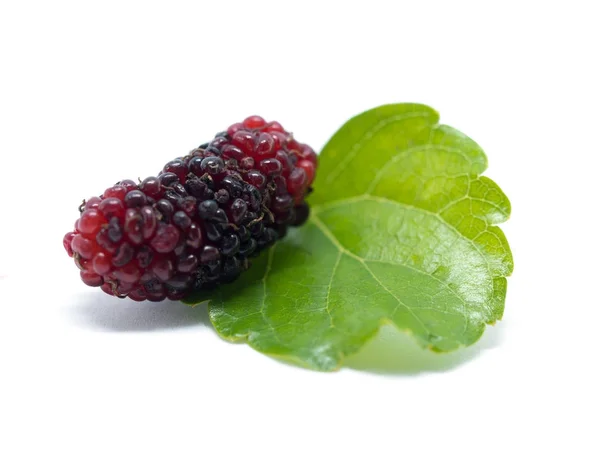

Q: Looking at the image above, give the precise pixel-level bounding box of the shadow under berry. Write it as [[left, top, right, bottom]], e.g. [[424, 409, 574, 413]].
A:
[[68, 291, 212, 332]]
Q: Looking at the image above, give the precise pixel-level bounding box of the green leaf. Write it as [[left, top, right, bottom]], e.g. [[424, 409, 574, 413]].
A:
[[189, 103, 513, 371]]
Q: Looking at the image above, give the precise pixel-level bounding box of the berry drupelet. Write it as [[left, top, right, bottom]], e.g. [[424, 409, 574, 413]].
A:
[[62, 116, 317, 301]]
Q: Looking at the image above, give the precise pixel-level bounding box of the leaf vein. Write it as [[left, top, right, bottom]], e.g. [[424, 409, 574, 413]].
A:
[[359, 259, 431, 334], [260, 245, 284, 345], [325, 251, 343, 328], [311, 214, 469, 310], [314, 194, 494, 299], [364, 143, 475, 194], [324, 111, 433, 185]]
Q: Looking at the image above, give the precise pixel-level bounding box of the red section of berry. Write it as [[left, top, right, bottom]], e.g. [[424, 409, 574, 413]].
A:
[[63, 232, 76, 257], [64, 115, 317, 301], [77, 209, 106, 236]]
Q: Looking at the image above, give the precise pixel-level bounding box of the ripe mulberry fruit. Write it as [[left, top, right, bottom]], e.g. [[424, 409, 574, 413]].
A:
[[63, 116, 317, 301]]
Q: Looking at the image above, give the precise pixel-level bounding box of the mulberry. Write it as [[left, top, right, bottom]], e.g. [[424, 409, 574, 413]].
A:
[[62, 116, 317, 301]]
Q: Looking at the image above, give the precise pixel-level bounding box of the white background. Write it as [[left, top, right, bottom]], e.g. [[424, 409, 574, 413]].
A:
[[1, 1, 598, 448]]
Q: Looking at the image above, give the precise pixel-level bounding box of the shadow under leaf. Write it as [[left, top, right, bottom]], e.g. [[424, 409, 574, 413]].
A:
[[343, 322, 505, 375]]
